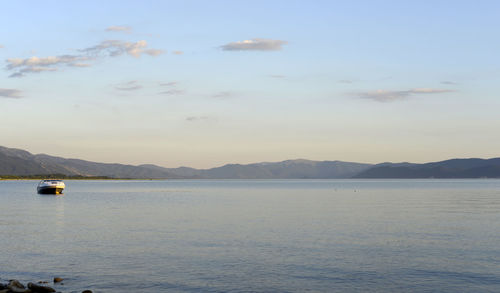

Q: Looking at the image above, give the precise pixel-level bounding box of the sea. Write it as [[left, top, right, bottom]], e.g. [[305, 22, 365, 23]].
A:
[[1, 179, 500, 292]]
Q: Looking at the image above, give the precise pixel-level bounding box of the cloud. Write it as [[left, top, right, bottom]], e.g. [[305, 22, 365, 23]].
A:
[[144, 49, 164, 56], [212, 91, 234, 99], [69, 63, 91, 67], [8, 73, 24, 78], [338, 79, 354, 84], [82, 40, 163, 58], [186, 116, 215, 122], [356, 88, 454, 102], [6, 39, 163, 77], [172, 51, 183, 55], [115, 80, 143, 91], [0, 45, 4, 49], [221, 38, 287, 51], [5, 55, 86, 77], [105, 26, 132, 33], [6, 55, 86, 68], [410, 88, 453, 94], [441, 81, 457, 85], [159, 89, 185, 96], [160, 81, 177, 86], [0, 88, 22, 98]]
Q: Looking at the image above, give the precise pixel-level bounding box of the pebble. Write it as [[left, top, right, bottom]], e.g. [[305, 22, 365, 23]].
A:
[[53, 277, 64, 283]]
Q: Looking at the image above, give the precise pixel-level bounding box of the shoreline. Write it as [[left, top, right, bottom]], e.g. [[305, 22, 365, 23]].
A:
[[0, 176, 132, 181], [2, 177, 500, 181], [0, 278, 91, 293]]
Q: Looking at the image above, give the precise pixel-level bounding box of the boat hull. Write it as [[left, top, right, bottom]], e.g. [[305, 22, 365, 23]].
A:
[[37, 187, 64, 194], [37, 179, 65, 195]]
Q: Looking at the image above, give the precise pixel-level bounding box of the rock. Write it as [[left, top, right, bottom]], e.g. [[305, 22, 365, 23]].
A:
[[82, 290, 93, 293], [37, 281, 49, 284], [8, 280, 25, 289], [0, 289, 10, 293], [8, 286, 31, 293], [7, 280, 31, 292], [53, 277, 63, 283], [27, 282, 55, 293]]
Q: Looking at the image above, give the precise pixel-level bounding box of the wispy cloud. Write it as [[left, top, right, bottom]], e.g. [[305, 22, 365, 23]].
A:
[[212, 91, 234, 99], [338, 79, 354, 84], [269, 74, 286, 79], [105, 25, 132, 34], [0, 88, 22, 99], [6, 39, 163, 78], [81, 40, 163, 58], [6, 55, 86, 69], [221, 38, 287, 51], [159, 81, 178, 86], [356, 88, 454, 102], [144, 49, 164, 56], [69, 63, 91, 67], [159, 89, 185, 96], [441, 81, 457, 85], [410, 88, 453, 94], [0, 45, 4, 49], [172, 51, 183, 55], [157, 81, 184, 95], [6, 55, 89, 77], [186, 116, 215, 122], [115, 80, 142, 91]]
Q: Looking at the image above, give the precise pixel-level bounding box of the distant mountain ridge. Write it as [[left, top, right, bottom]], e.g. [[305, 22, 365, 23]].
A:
[[0, 146, 180, 179], [353, 158, 500, 178], [1, 146, 500, 179], [0, 146, 371, 179], [140, 159, 372, 179]]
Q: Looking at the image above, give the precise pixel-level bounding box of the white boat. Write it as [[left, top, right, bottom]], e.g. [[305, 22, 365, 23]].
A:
[[37, 179, 65, 194]]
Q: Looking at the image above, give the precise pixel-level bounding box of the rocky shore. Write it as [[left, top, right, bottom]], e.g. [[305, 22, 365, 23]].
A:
[[0, 278, 92, 293]]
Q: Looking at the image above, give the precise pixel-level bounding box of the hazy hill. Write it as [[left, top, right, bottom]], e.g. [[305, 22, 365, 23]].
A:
[[214, 160, 370, 179], [0, 151, 51, 175], [1, 146, 371, 179], [2, 146, 499, 179], [0, 146, 179, 178], [354, 158, 500, 178], [139, 159, 372, 179]]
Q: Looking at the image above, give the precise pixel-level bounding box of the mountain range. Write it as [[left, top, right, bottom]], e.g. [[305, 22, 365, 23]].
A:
[[1, 146, 499, 179]]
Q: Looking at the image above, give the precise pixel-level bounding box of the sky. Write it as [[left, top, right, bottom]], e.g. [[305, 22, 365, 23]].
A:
[[1, 0, 499, 168]]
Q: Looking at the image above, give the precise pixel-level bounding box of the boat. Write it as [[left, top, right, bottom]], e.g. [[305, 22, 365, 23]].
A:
[[37, 179, 65, 194]]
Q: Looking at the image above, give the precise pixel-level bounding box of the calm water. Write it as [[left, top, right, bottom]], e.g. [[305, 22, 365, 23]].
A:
[[1, 179, 500, 292]]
